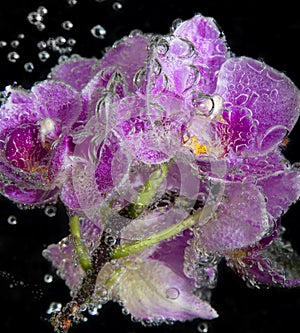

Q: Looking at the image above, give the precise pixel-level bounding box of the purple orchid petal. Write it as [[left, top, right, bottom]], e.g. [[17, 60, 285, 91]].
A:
[[5, 124, 49, 172], [0, 88, 38, 143], [215, 56, 300, 155], [227, 235, 300, 288], [146, 14, 229, 98], [50, 57, 102, 91], [197, 182, 269, 252], [3, 185, 58, 205], [101, 34, 150, 93], [257, 169, 300, 219], [173, 14, 230, 94], [113, 259, 218, 322], [32, 80, 82, 128]]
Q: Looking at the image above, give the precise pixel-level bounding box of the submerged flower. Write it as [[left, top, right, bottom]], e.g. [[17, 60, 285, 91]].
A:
[[1, 12, 300, 332]]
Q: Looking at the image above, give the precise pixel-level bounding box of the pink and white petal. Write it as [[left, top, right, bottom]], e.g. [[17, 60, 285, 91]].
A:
[[216, 56, 300, 154], [32, 80, 82, 127], [197, 182, 269, 252], [113, 259, 218, 322], [49, 57, 101, 91], [257, 170, 300, 219]]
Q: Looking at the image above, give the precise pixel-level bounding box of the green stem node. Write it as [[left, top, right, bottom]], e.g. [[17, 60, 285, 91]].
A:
[[69, 215, 92, 272]]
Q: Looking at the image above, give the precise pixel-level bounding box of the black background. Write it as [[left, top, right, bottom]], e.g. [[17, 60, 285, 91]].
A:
[[1, 1, 300, 333]]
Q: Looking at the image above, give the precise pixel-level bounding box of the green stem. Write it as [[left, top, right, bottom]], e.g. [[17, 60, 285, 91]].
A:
[[111, 207, 211, 259], [69, 215, 92, 272], [126, 162, 170, 219]]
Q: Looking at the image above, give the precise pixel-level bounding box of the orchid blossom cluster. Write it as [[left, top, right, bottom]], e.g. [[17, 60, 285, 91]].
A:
[[1, 14, 300, 332]]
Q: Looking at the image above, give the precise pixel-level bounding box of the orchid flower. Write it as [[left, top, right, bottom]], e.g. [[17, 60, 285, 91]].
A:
[[1, 13, 300, 333]]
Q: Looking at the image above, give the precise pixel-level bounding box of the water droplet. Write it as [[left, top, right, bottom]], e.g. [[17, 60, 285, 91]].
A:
[[7, 215, 17, 225], [36, 22, 46, 31], [67, 0, 78, 6], [197, 322, 208, 333], [37, 40, 47, 49], [192, 94, 214, 116], [10, 40, 20, 48], [47, 302, 62, 314], [56, 36, 67, 46], [88, 306, 99, 316], [27, 12, 43, 25], [112, 2, 122, 10], [166, 287, 180, 300], [170, 18, 182, 32], [24, 62, 34, 72], [67, 38, 76, 46], [44, 274, 53, 283], [18, 34, 25, 39], [7, 51, 20, 63], [58, 55, 69, 64], [90, 24, 106, 39], [104, 234, 116, 246], [61, 20, 74, 30], [37, 6, 48, 16], [38, 50, 50, 62], [44, 205, 57, 217], [0, 40, 7, 48]]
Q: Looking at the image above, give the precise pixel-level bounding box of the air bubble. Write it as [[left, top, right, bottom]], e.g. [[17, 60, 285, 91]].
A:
[[61, 20, 74, 30], [10, 40, 20, 48], [18, 34, 25, 39], [24, 62, 34, 72], [38, 50, 50, 62], [67, 38, 76, 46], [37, 6, 48, 15], [36, 22, 46, 31], [67, 0, 78, 6], [7, 51, 20, 63], [44, 274, 53, 283], [7, 215, 17, 225], [0, 41, 7, 48], [27, 12, 43, 25], [37, 40, 47, 49], [166, 287, 180, 300], [56, 36, 67, 46], [112, 2, 122, 10], [197, 322, 208, 333], [90, 24, 106, 39], [47, 302, 62, 314], [58, 55, 69, 64], [44, 205, 57, 217], [170, 18, 183, 32]]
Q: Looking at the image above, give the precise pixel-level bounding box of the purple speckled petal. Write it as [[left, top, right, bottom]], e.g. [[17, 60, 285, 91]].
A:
[[113, 259, 218, 322], [50, 57, 102, 91], [0, 88, 38, 143], [216, 56, 300, 154], [227, 235, 300, 288], [32, 80, 82, 128], [146, 14, 229, 97], [3, 185, 58, 205], [197, 182, 269, 252], [257, 169, 300, 219], [224, 150, 287, 182], [100, 34, 150, 92]]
